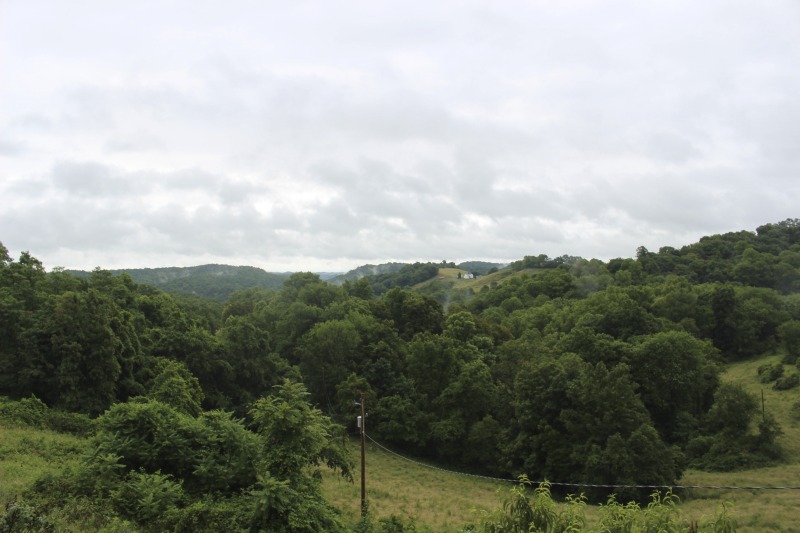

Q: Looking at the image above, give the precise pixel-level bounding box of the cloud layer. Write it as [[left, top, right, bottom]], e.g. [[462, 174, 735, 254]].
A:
[[2, 1, 799, 271]]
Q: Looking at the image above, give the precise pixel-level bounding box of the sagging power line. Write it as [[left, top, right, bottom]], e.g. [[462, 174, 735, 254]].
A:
[[365, 433, 800, 492]]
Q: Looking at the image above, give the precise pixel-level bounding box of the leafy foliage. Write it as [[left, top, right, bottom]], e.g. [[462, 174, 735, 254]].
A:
[[477, 479, 736, 533], [2, 220, 800, 526], [26, 381, 350, 532]]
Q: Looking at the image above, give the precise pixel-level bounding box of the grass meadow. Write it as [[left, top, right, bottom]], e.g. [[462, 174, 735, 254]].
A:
[[0, 424, 84, 505], [321, 438, 511, 531]]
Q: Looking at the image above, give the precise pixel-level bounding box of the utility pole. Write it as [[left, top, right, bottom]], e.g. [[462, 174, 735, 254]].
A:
[[359, 393, 367, 517]]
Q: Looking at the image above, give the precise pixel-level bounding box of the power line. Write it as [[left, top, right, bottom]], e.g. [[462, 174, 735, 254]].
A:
[[365, 433, 800, 491], [366, 433, 516, 484]]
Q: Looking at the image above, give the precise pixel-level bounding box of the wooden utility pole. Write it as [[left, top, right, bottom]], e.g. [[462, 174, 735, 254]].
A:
[[359, 393, 367, 516]]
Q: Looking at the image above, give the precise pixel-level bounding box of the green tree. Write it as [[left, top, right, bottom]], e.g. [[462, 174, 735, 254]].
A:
[[145, 358, 205, 416], [511, 355, 681, 495], [444, 311, 478, 342], [628, 331, 719, 442], [296, 319, 361, 409], [685, 381, 782, 471], [779, 320, 800, 363], [218, 314, 295, 407], [378, 288, 444, 340], [279, 272, 325, 303], [704, 383, 757, 435], [46, 289, 126, 414], [578, 287, 658, 340], [710, 284, 737, 356], [405, 333, 476, 403], [733, 247, 776, 288], [372, 393, 430, 447], [343, 277, 374, 300], [0, 241, 9, 265], [249, 380, 351, 532]]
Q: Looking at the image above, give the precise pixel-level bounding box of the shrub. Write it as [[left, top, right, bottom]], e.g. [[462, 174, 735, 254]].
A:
[[0, 396, 48, 428], [167, 497, 252, 533], [704, 502, 737, 533], [0, 396, 96, 436], [597, 494, 641, 533], [0, 499, 57, 532], [90, 398, 258, 495], [353, 513, 419, 533], [641, 490, 683, 533], [757, 363, 784, 383], [477, 478, 586, 532], [111, 470, 184, 524], [774, 372, 800, 391], [45, 409, 96, 436]]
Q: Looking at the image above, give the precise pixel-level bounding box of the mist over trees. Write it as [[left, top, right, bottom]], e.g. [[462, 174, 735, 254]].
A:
[[1, 219, 799, 530]]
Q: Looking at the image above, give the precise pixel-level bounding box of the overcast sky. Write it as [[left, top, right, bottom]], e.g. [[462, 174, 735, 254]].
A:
[[2, 1, 799, 272]]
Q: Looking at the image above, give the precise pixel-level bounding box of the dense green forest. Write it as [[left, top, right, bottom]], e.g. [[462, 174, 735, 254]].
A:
[[1, 219, 800, 531]]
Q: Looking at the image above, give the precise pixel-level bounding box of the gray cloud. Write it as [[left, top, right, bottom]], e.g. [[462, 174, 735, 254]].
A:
[[51, 161, 135, 198], [1, 1, 799, 271], [0, 139, 26, 156]]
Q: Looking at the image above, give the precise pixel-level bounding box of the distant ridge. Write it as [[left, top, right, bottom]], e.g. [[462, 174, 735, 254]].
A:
[[66, 264, 290, 301], [327, 261, 506, 286], [64, 260, 504, 300], [327, 262, 408, 286], [456, 261, 505, 274]]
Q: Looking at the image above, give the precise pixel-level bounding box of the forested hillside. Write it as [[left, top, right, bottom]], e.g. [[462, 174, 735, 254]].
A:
[[1, 219, 799, 531], [67, 264, 290, 301], [327, 262, 408, 285]]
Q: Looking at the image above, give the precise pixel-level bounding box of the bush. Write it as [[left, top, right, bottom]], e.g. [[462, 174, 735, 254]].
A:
[[354, 513, 419, 533], [167, 497, 252, 533], [111, 470, 185, 524], [0, 396, 96, 436], [45, 409, 96, 436], [0, 396, 48, 428], [757, 363, 784, 383], [0, 499, 57, 532], [597, 494, 641, 533], [774, 372, 800, 391], [89, 398, 259, 495], [477, 479, 587, 532]]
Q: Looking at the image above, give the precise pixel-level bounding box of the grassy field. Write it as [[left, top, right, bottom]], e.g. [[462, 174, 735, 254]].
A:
[[0, 423, 85, 504], [414, 267, 539, 301], [321, 438, 509, 531], [429, 267, 538, 291]]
